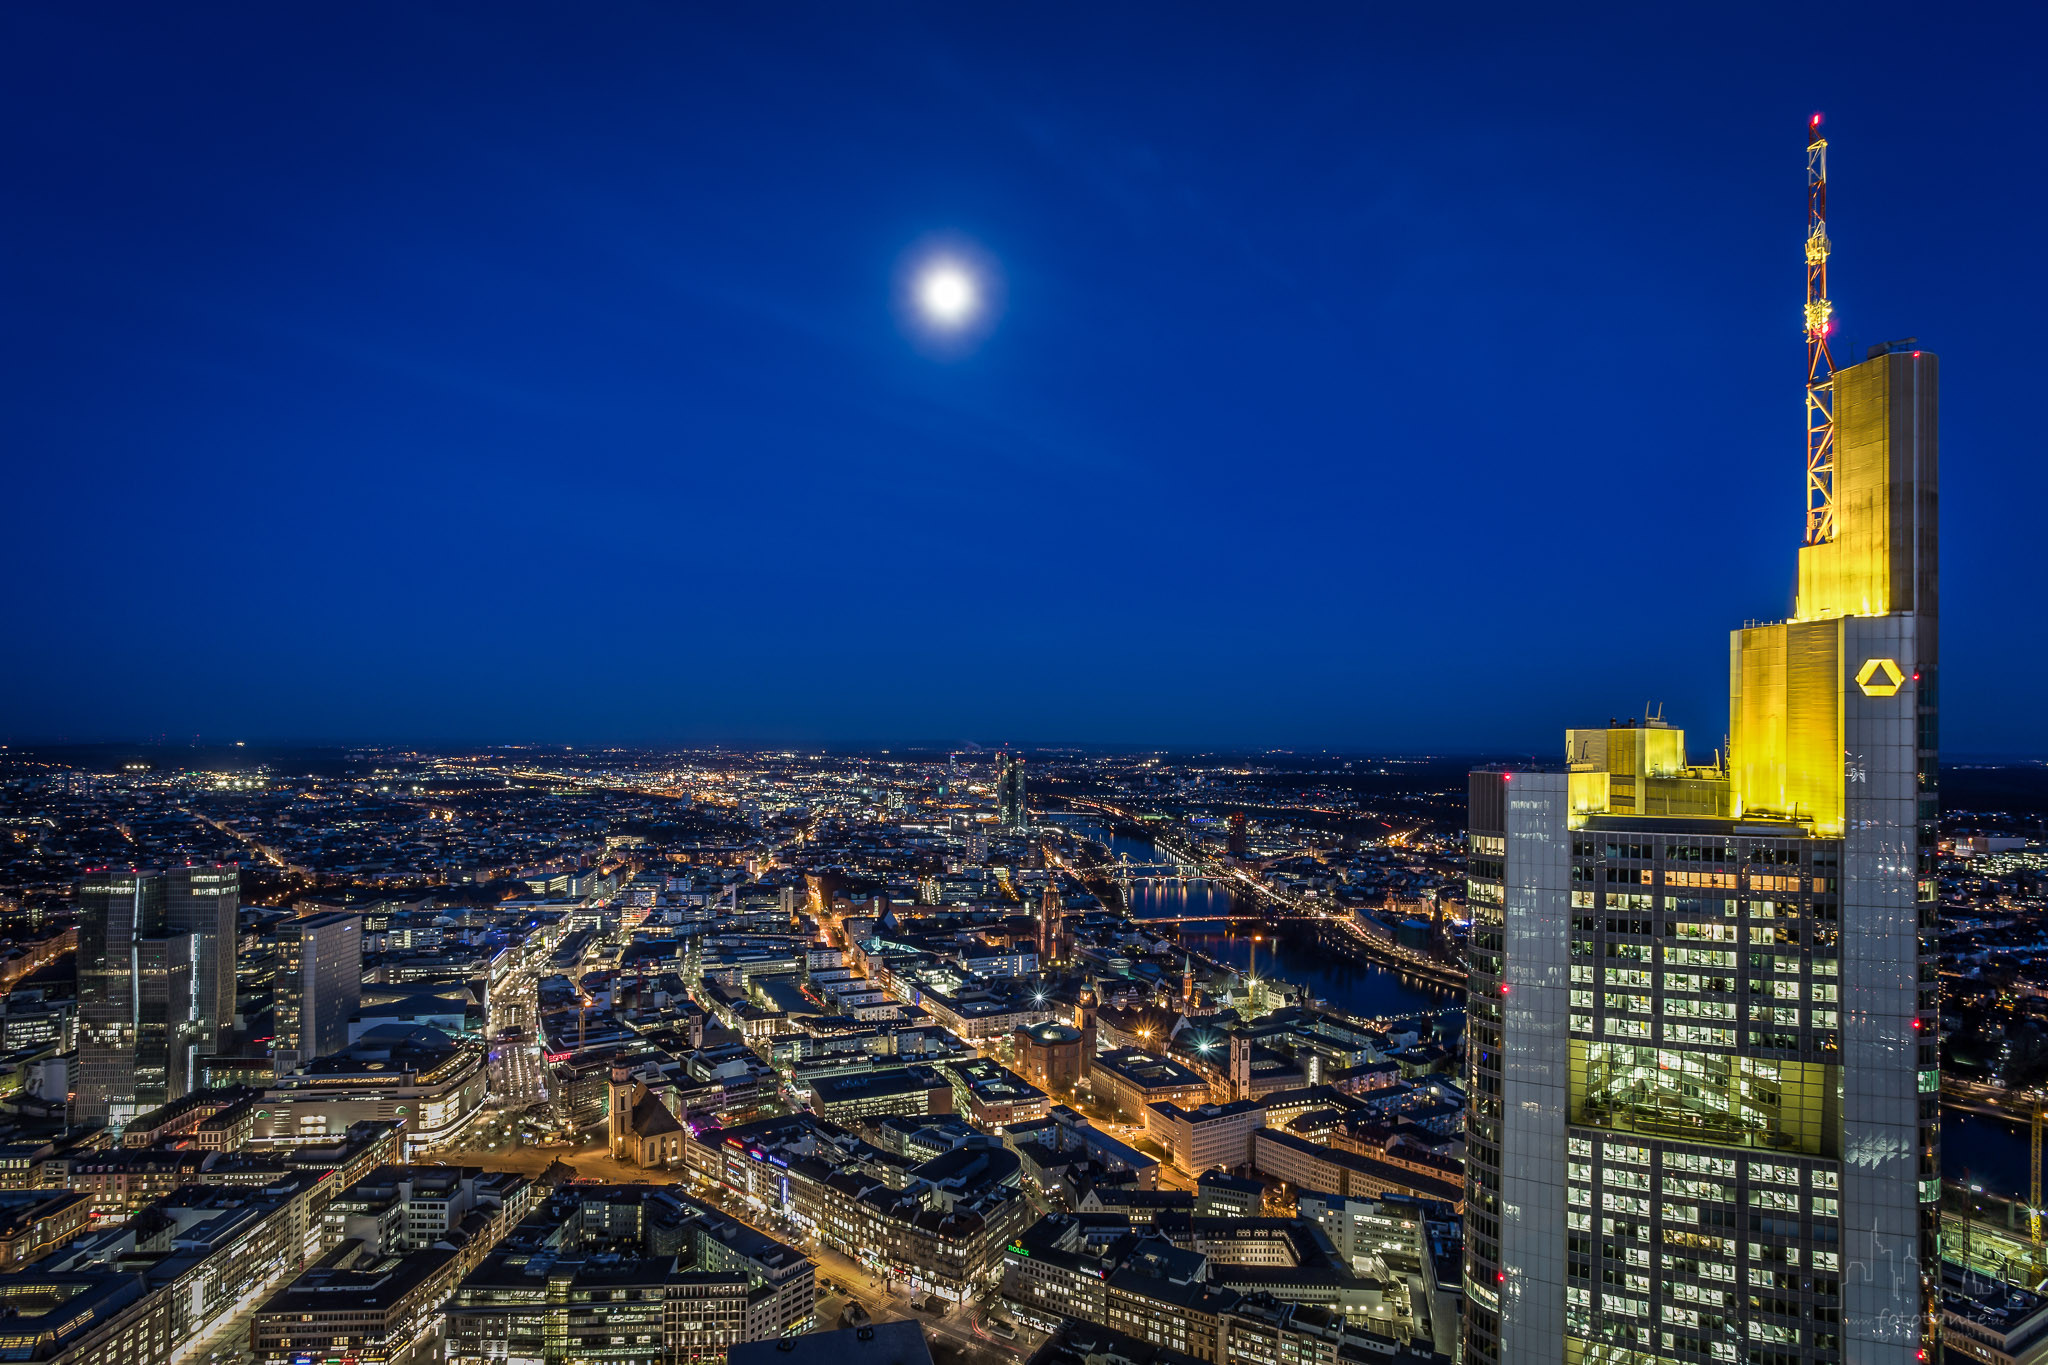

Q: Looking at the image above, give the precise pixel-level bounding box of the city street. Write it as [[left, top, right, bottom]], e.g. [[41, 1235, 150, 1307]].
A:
[[484, 956, 552, 1111], [484, 1035, 550, 1110], [676, 1176, 1029, 1365], [805, 1240, 1030, 1365]]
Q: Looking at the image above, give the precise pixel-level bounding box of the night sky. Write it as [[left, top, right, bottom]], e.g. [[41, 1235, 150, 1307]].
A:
[[6, 5, 2043, 753]]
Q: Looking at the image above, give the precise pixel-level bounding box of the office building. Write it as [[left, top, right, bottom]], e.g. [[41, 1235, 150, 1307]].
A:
[[806, 1065, 952, 1124], [167, 863, 240, 1052], [1146, 1099, 1265, 1176], [1000, 1213, 1449, 1365], [998, 752, 1027, 829], [275, 911, 363, 1073], [74, 870, 199, 1126], [260, 1028, 486, 1154], [0, 1191, 94, 1269], [729, 1320, 933, 1365], [445, 1185, 815, 1365], [1463, 124, 1937, 1365], [31, 1171, 330, 1365], [1090, 1048, 1209, 1122], [250, 1248, 459, 1365], [944, 1056, 1051, 1128]]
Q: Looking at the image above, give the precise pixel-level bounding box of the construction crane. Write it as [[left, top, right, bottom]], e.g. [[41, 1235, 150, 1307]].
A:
[[1804, 113, 1837, 545], [2034, 1097, 2044, 1252]]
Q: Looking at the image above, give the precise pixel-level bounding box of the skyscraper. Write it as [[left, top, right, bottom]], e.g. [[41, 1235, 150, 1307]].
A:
[[75, 870, 201, 1125], [997, 752, 1026, 829], [1464, 125, 1937, 1365], [167, 863, 240, 1053], [274, 911, 362, 1074]]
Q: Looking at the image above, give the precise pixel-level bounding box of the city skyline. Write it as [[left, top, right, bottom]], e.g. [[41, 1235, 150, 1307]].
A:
[[5, 16, 2047, 1365], [6, 6, 2047, 751]]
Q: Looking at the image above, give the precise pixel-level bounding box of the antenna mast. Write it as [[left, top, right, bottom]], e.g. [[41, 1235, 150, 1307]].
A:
[[1804, 113, 1836, 545]]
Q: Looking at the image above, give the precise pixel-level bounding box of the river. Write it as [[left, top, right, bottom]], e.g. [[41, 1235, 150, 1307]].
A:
[[1046, 820, 2000, 1181], [1945, 1109, 2033, 1200], [1048, 814, 1461, 1029]]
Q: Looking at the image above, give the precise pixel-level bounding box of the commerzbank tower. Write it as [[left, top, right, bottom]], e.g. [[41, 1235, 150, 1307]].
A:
[[1462, 117, 1941, 1365]]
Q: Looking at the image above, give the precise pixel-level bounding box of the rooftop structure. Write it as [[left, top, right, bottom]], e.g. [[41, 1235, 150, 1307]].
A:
[[727, 1320, 934, 1365]]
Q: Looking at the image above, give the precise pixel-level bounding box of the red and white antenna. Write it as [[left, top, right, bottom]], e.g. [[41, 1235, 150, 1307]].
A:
[[1804, 113, 1836, 545]]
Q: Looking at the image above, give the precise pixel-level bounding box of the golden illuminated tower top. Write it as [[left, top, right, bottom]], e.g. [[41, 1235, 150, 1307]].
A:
[[1725, 118, 1940, 833], [1789, 115, 1938, 626]]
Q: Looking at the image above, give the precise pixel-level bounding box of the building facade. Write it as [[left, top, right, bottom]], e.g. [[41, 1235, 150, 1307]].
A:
[[1013, 1021, 1088, 1099], [997, 753, 1026, 829], [74, 871, 197, 1126], [1090, 1048, 1209, 1122], [275, 912, 363, 1073], [255, 1037, 486, 1154], [1147, 1101, 1265, 1176], [443, 1187, 813, 1365], [1462, 337, 1939, 1365], [167, 863, 240, 1053]]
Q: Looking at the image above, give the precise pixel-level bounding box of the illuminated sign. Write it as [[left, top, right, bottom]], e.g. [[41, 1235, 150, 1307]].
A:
[[1855, 658, 1905, 698]]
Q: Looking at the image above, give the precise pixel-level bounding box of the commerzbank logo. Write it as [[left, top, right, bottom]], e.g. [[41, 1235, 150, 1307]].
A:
[[1855, 658, 1905, 698]]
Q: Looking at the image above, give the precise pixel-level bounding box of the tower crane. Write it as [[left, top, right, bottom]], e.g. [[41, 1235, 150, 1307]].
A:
[[2033, 1098, 2044, 1264]]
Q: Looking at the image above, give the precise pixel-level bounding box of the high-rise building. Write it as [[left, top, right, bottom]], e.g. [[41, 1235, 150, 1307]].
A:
[[274, 911, 362, 1073], [75, 870, 201, 1126], [167, 863, 240, 1052], [1464, 126, 1937, 1365], [997, 752, 1026, 829]]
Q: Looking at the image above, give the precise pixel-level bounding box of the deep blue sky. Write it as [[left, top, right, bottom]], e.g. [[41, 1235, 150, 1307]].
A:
[[5, 4, 2044, 753]]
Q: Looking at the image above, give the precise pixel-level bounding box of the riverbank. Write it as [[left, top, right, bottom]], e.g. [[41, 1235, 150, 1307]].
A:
[[1050, 813, 1463, 1030]]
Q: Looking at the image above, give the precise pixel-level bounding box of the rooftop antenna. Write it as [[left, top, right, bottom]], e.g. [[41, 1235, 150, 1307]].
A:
[[1805, 112, 1837, 544]]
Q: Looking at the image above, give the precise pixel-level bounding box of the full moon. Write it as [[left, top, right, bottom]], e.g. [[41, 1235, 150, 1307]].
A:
[[917, 263, 977, 326]]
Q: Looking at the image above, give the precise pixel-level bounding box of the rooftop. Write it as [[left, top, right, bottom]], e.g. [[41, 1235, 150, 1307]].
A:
[[727, 1320, 933, 1365]]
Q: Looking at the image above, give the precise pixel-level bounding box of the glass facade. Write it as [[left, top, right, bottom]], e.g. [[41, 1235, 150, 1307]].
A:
[[75, 871, 201, 1125], [1464, 342, 1939, 1365]]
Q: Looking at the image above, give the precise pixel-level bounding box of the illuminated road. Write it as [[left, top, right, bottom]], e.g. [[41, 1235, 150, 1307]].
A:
[[682, 1177, 1026, 1365], [1943, 1077, 2043, 1122], [484, 956, 551, 1112]]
